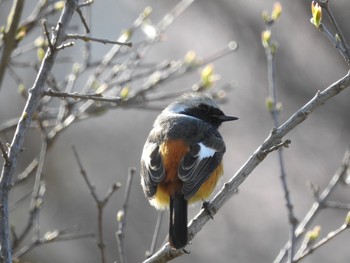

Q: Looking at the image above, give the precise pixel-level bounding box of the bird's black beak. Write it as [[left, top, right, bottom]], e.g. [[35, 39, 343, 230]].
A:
[[219, 114, 238, 122]]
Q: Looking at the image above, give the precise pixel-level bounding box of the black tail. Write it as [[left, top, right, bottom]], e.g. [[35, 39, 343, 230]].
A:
[[169, 193, 188, 249]]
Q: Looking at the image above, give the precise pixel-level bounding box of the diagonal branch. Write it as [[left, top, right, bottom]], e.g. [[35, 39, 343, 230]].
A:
[[143, 71, 350, 262]]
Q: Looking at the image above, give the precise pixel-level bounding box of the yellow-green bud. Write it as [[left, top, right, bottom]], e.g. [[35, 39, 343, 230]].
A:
[[307, 225, 321, 241], [117, 210, 124, 222], [54, 1, 65, 11], [37, 47, 45, 61], [261, 30, 271, 49], [271, 2, 282, 21], [120, 86, 129, 99], [184, 50, 197, 66], [345, 211, 350, 227], [311, 1, 322, 28], [265, 96, 274, 112]]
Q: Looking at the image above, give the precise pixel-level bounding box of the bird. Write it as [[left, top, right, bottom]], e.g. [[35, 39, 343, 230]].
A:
[[140, 92, 237, 249]]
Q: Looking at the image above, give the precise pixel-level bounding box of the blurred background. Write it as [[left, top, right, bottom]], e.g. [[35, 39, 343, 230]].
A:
[[1, 0, 350, 262]]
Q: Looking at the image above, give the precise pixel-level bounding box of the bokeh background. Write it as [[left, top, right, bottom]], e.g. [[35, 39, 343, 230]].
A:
[[1, 0, 350, 262]]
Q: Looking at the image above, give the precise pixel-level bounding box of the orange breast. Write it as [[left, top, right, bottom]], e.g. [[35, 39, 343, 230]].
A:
[[150, 139, 223, 209]]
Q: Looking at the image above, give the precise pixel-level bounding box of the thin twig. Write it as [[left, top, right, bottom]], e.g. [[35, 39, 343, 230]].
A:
[[43, 88, 124, 104], [12, 138, 47, 250], [42, 20, 54, 52], [274, 142, 350, 263], [13, 227, 94, 259], [294, 223, 349, 262], [0, 138, 10, 165], [116, 168, 136, 263], [75, 6, 90, 33], [72, 146, 120, 263], [12, 157, 39, 185], [78, 0, 94, 8], [262, 139, 291, 155], [147, 211, 164, 257], [263, 13, 298, 261], [319, 0, 350, 66], [65, 34, 132, 47], [323, 200, 350, 210]]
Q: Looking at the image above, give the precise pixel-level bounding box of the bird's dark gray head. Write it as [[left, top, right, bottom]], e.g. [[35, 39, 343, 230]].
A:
[[163, 92, 238, 128]]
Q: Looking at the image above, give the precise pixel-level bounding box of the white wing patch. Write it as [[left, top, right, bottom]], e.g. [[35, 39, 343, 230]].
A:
[[198, 142, 216, 159], [141, 142, 157, 168]]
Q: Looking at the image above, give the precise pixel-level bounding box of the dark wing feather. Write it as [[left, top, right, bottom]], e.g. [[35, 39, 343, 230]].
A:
[[140, 142, 165, 198], [178, 133, 226, 200]]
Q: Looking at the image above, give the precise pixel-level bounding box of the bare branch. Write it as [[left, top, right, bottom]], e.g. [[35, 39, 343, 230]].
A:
[[12, 138, 47, 250], [274, 142, 350, 262], [78, 0, 94, 8], [12, 158, 39, 185], [116, 167, 136, 263], [319, 1, 350, 66], [72, 145, 120, 263], [146, 211, 164, 257], [262, 139, 291, 155], [43, 88, 124, 104], [72, 145, 99, 202], [42, 20, 54, 52], [65, 34, 132, 47], [0, 138, 10, 165], [294, 223, 349, 262], [13, 227, 94, 260], [76, 6, 90, 33]]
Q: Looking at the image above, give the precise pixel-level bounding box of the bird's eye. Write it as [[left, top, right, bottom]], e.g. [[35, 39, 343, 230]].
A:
[[198, 103, 210, 113]]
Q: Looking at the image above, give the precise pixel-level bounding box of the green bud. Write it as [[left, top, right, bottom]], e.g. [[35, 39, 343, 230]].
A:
[[262, 30, 271, 49], [265, 96, 274, 112], [117, 210, 124, 222], [306, 225, 321, 241], [345, 211, 350, 227], [37, 47, 46, 61], [271, 2, 282, 21], [54, 1, 65, 11]]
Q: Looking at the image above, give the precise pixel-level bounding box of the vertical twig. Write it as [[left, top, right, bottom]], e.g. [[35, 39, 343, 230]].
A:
[[116, 167, 136, 263], [262, 6, 298, 261], [319, 0, 350, 66], [72, 146, 120, 263], [12, 138, 47, 249], [268, 47, 297, 261], [147, 211, 164, 257]]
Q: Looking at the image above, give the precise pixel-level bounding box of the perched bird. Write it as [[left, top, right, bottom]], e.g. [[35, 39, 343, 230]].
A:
[[140, 92, 237, 249]]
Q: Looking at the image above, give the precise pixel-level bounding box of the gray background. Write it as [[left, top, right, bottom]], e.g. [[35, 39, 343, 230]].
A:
[[1, 0, 350, 262]]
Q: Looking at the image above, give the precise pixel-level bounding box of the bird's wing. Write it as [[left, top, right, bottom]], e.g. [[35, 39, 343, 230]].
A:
[[140, 141, 165, 198], [178, 131, 226, 200]]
